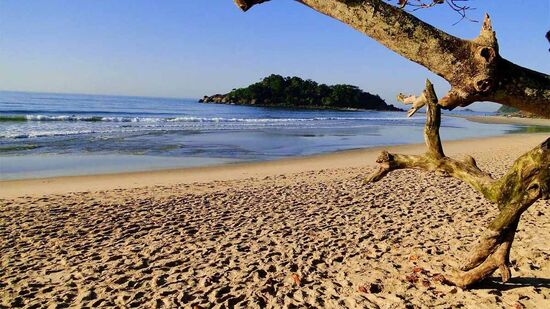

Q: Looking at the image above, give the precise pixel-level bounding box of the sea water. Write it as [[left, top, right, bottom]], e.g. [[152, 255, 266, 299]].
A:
[[0, 91, 525, 179]]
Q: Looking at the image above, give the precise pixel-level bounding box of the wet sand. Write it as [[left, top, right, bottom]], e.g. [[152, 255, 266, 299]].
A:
[[1, 133, 549, 308]]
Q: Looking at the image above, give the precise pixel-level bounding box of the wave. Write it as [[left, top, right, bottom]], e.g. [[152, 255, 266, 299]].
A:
[[1, 130, 97, 139], [0, 114, 420, 139], [0, 115, 162, 122], [0, 127, 164, 139], [0, 114, 415, 123]]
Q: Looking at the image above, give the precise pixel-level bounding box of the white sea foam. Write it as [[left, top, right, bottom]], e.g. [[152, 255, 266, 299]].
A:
[[1, 130, 96, 139], [4, 114, 416, 123], [22, 115, 161, 122], [0, 114, 421, 140]]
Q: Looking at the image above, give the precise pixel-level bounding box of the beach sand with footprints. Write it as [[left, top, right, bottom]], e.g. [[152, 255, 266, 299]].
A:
[[1, 133, 549, 308]]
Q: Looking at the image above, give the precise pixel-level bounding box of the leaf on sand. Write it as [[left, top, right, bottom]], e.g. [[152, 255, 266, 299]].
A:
[[431, 273, 451, 285], [406, 274, 419, 283], [412, 266, 426, 274], [513, 303, 526, 309], [291, 274, 301, 286]]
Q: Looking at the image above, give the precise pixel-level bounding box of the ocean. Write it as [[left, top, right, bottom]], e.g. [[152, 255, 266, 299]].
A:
[[0, 91, 527, 180]]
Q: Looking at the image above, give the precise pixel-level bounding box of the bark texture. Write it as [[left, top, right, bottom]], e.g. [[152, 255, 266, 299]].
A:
[[365, 80, 550, 288], [233, 0, 550, 118]]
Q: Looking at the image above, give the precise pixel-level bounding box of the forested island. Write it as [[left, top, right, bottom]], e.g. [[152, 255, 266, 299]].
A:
[[199, 74, 402, 111]]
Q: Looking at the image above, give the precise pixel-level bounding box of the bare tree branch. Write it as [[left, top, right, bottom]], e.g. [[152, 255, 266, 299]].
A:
[[232, 0, 550, 118], [395, 0, 476, 24], [365, 80, 549, 287]]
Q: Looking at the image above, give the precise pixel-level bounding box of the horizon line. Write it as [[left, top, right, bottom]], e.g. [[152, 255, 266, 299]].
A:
[[0, 89, 200, 102]]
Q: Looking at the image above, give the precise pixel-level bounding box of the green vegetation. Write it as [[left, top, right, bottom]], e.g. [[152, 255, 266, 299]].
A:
[[497, 105, 519, 114], [200, 74, 401, 111]]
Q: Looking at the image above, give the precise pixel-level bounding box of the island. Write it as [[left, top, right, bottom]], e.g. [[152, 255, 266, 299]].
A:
[[199, 74, 402, 111]]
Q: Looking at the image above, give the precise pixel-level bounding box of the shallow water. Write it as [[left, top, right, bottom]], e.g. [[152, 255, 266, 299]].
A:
[[0, 154, 236, 180], [0, 91, 527, 179]]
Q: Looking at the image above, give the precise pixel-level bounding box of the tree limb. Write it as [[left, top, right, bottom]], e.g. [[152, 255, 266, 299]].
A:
[[232, 0, 550, 117], [397, 93, 426, 117], [365, 80, 550, 287], [366, 79, 497, 201]]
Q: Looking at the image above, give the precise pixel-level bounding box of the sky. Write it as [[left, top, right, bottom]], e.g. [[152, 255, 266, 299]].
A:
[[1, 0, 549, 111]]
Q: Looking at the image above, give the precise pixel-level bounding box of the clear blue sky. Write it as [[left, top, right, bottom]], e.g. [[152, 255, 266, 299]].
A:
[[1, 0, 548, 110]]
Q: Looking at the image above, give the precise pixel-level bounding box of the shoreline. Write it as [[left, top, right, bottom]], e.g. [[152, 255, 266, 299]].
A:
[[460, 115, 550, 127], [2, 130, 548, 308], [1, 132, 547, 199], [198, 100, 404, 112]]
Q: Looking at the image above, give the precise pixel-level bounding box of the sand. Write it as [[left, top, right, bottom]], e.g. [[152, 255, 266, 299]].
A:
[[1, 133, 549, 308], [463, 115, 550, 127]]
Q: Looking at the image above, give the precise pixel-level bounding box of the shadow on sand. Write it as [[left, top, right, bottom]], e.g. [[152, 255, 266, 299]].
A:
[[473, 277, 550, 291]]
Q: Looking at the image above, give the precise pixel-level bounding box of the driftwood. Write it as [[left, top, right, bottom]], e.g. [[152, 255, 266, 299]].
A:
[[396, 93, 426, 117], [366, 80, 550, 288]]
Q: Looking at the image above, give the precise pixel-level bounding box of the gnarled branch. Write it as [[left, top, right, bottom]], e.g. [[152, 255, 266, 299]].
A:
[[396, 93, 426, 117], [232, 0, 550, 117], [367, 79, 496, 200], [366, 80, 550, 287]]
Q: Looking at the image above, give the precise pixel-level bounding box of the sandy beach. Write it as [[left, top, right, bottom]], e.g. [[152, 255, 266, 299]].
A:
[[463, 115, 550, 127], [1, 132, 549, 308]]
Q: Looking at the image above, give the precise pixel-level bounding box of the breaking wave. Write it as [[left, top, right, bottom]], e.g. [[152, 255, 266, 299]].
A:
[[0, 114, 412, 123]]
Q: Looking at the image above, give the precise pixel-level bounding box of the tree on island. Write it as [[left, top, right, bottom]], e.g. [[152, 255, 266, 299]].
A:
[[200, 74, 401, 111], [230, 0, 549, 288]]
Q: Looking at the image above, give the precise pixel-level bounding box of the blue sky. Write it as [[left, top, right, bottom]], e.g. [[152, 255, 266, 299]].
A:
[[1, 0, 548, 110]]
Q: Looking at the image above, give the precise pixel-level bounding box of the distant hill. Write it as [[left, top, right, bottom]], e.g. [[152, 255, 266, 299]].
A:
[[199, 74, 402, 111]]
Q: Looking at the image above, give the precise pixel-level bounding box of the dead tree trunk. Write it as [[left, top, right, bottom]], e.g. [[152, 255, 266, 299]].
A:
[[233, 0, 550, 118], [366, 80, 550, 288]]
